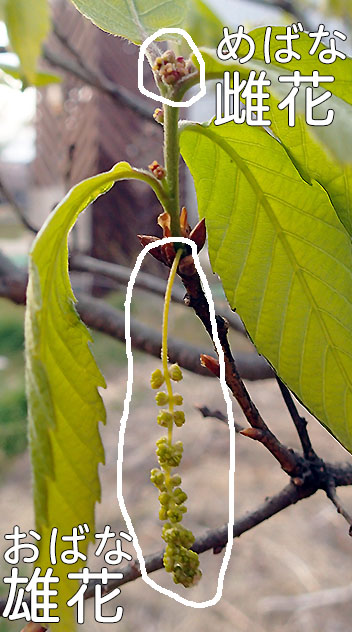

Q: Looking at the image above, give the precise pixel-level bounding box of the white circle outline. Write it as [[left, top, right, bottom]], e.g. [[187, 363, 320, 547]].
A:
[[117, 237, 235, 607], [138, 28, 206, 108]]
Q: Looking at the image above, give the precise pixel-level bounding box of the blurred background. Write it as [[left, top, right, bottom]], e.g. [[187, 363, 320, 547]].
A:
[[0, 1, 352, 631]]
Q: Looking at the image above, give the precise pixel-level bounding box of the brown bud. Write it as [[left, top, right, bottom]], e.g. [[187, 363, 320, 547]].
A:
[[292, 477, 304, 487], [189, 217, 206, 252], [137, 235, 165, 264], [158, 212, 171, 237], [180, 206, 191, 237], [162, 242, 176, 266], [149, 160, 165, 180], [178, 254, 196, 277], [240, 428, 265, 441], [153, 108, 164, 124], [200, 354, 220, 377]]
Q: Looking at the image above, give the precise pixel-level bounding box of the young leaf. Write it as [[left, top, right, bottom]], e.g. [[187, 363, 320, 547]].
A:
[[70, 0, 189, 44], [180, 120, 352, 454], [25, 161, 164, 630], [4, 0, 50, 84]]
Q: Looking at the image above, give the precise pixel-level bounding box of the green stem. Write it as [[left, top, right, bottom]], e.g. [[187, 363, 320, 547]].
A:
[[162, 248, 182, 447], [163, 104, 181, 236]]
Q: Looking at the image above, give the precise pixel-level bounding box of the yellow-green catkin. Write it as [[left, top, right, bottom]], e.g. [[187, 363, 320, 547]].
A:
[[150, 250, 201, 588]]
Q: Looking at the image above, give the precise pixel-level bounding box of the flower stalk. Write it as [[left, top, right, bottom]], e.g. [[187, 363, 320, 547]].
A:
[[150, 249, 201, 588]]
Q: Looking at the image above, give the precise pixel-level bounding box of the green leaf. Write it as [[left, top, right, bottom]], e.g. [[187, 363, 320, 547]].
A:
[[184, 0, 223, 49], [180, 120, 352, 454], [268, 98, 352, 237], [70, 0, 189, 44], [196, 24, 352, 109], [326, 0, 352, 20], [194, 45, 352, 165], [244, 27, 352, 107], [25, 161, 164, 630], [0, 63, 61, 87], [4, 0, 50, 84]]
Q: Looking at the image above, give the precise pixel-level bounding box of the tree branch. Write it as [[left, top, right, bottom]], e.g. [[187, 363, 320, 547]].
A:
[[71, 253, 248, 336], [195, 404, 244, 432], [276, 377, 316, 460], [42, 44, 153, 121], [178, 261, 300, 475], [0, 178, 38, 234], [0, 254, 273, 381], [326, 481, 352, 535], [1, 461, 351, 616], [77, 294, 271, 380]]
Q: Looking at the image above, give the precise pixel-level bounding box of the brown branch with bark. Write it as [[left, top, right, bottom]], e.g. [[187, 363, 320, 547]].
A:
[[0, 252, 272, 381], [1, 460, 351, 617], [41, 40, 153, 121]]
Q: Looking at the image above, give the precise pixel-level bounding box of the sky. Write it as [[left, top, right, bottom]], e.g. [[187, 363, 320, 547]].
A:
[[0, 22, 36, 163]]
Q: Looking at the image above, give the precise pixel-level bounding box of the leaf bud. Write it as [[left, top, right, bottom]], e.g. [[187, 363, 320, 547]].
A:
[[200, 354, 220, 377], [148, 160, 166, 180], [153, 107, 164, 124]]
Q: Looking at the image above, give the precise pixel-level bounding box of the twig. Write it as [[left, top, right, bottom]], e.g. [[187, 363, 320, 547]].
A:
[[0, 254, 273, 381], [42, 44, 153, 121], [195, 404, 244, 432], [258, 583, 352, 614], [78, 294, 271, 380], [71, 253, 185, 302], [71, 253, 249, 336], [326, 480, 352, 536], [0, 178, 38, 234], [276, 377, 316, 460], [179, 262, 300, 475], [2, 461, 351, 617]]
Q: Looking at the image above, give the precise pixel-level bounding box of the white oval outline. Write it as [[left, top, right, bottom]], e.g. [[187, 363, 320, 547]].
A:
[[117, 237, 235, 607], [138, 28, 206, 108]]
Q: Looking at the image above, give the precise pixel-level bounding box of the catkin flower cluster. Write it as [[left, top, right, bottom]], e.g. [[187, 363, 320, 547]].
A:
[[150, 364, 202, 588]]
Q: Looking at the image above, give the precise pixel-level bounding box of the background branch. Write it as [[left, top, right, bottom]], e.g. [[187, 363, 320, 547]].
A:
[[1, 460, 351, 616], [0, 253, 273, 381], [195, 404, 244, 432], [71, 253, 247, 335], [0, 178, 38, 234], [42, 44, 153, 120]]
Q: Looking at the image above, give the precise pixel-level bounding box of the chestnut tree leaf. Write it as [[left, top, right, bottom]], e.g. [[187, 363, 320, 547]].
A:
[[70, 0, 189, 44], [25, 161, 164, 630], [4, 0, 50, 84], [180, 119, 352, 454]]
